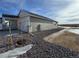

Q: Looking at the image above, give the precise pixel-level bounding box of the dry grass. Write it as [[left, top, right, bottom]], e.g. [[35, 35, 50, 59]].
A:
[[46, 31, 79, 52]]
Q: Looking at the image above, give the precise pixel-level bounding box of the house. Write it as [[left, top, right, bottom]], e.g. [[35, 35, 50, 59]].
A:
[[2, 14, 19, 30], [0, 14, 18, 30], [0, 10, 58, 32]]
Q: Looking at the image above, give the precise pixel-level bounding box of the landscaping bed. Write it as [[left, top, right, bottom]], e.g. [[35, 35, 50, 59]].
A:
[[18, 36, 79, 58], [45, 31, 79, 52], [0, 28, 79, 58], [18, 29, 79, 58]]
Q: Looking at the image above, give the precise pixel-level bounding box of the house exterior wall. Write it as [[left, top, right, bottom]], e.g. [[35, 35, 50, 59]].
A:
[[30, 16, 58, 32], [19, 10, 58, 32], [18, 16, 30, 32], [1, 10, 57, 32]]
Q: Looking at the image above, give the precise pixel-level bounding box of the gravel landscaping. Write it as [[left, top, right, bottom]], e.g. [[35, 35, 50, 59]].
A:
[[0, 28, 79, 58], [18, 29, 79, 58], [18, 36, 79, 58]]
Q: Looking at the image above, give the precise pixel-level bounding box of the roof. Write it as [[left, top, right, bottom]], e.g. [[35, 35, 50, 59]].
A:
[[19, 10, 57, 23], [1, 10, 57, 23], [2, 14, 19, 18]]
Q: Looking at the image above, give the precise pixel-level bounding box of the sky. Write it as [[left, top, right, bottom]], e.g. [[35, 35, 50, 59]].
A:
[[0, 0, 79, 24]]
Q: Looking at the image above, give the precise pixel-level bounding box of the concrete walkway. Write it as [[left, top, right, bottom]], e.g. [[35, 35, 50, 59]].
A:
[[44, 28, 69, 41], [0, 44, 33, 58]]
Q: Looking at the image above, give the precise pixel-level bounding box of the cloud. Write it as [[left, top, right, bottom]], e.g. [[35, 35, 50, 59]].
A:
[[0, 0, 79, 24], [55, 0, 79, 24], [24, 0, 79, 24], [26, 0, 72, 20]]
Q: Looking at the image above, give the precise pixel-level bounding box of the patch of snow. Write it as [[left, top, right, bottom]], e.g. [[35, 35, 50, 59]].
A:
[[0, 44, 33, 58], [67, 29, 79, 34]]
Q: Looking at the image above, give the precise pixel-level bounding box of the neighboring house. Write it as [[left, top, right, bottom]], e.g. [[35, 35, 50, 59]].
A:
[[2, 14, 19, 30], [0, 10, 58, 32]]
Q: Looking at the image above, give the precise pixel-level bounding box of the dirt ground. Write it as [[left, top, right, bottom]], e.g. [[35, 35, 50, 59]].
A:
[[0, 33, 32, 53], [0, 28, 63, 53], [45, 31, 79, 52], [18, 30, 79, 58], [0, 28, 79, 58]]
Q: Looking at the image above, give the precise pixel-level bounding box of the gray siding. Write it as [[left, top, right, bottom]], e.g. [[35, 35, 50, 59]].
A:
[[18, 16, 30, 32], [30, 16, 57, 32], [19, 10, 58, 32]]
